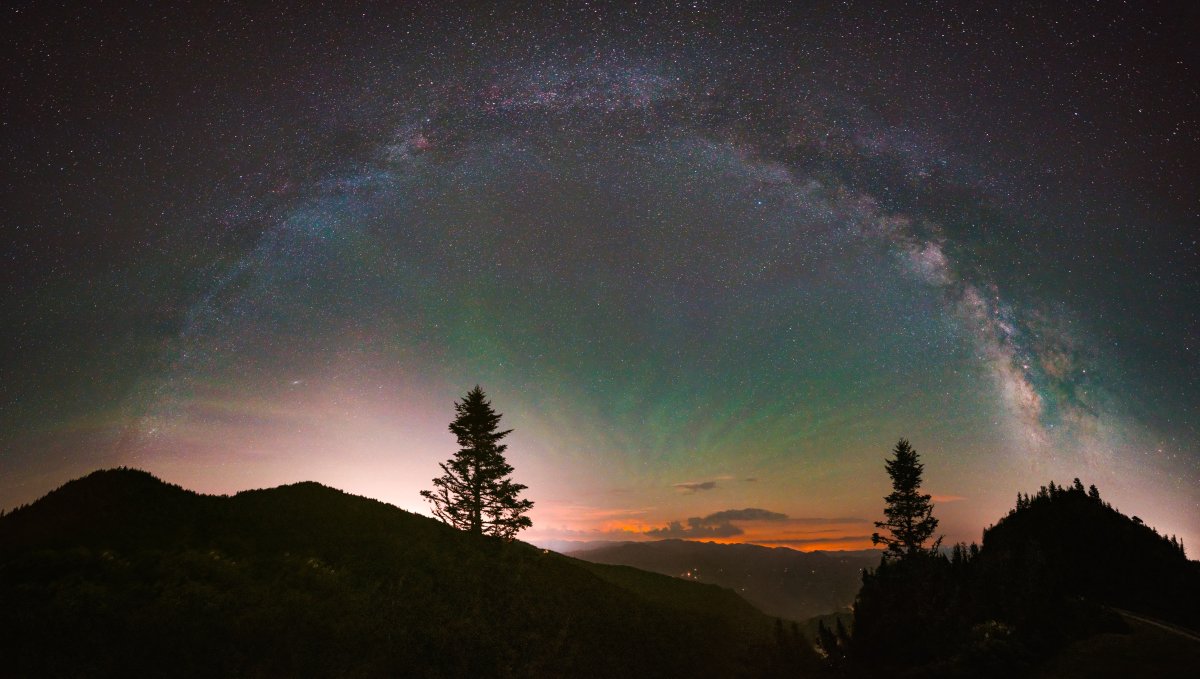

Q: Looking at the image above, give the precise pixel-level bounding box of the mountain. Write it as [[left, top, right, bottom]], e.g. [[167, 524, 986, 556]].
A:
[[569, 539, 880, 621], [846, 480, 1200, 676], [980, 481, 1200, 628], [0, 469, 815, 678]]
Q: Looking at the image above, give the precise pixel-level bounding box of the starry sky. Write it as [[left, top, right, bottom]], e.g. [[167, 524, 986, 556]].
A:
[[3, 1, 1198, 552]]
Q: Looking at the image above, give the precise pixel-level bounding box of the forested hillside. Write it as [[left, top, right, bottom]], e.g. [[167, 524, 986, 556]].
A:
[[0, 469, 813, 678]]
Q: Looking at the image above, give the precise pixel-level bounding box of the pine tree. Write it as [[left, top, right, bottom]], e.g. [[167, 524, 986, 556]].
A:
[[872, 438, 942, 559], [815, 620, 846, 665], [420, 386, 533, 539], [834, 618, 850, 650]]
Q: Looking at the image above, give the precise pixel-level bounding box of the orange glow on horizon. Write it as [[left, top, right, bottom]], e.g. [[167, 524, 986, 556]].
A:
[[696, 535, 878, 552], [527, 514, 880, 553]]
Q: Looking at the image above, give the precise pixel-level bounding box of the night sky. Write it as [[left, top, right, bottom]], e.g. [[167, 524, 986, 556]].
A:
[[3, 1, 1197, 551]]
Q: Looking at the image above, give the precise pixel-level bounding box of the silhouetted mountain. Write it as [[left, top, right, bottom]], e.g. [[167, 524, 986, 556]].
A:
[[0, 469, 815, 678], [570, 539, 880, 621], [536, 538, 639, 554], [980, 480, 1199, 628], [847, 479, 1200, 677]]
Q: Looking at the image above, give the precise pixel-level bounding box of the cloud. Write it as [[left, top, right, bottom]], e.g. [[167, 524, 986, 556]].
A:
[[703, 508, 788, 522], [673, 480, 718, 493], [643, 507, 791, 539], [930, 494, 966, 503], [645, 518, 744, 539]]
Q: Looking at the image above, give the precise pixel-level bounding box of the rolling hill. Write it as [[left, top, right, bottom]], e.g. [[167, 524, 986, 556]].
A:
[[0, 469, 815, 678]]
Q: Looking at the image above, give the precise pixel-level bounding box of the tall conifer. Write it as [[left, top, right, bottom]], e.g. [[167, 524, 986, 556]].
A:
[[421, 386, 533, 539], [872, 438, 942, 559]]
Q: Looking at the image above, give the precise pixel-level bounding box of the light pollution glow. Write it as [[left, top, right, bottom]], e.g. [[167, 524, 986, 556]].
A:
[[2, 14, 1196, 555]]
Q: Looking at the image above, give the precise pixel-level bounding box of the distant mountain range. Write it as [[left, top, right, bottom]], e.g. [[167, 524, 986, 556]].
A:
[[0, 469, 816, 678], [568, 540, 880, 621]]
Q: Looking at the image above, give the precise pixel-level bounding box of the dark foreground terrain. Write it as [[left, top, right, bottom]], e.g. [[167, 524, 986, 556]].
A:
[[0, 469, 814, 678], [4, 470, 1198, 678], [839, 481, 1200, 677]]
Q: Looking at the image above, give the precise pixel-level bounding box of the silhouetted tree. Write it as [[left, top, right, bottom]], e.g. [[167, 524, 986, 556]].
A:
[[848, 475, 1198, 674], [816, 620, 838, 658], [421, 386, 533, 539], [872, 439, 942, 559]]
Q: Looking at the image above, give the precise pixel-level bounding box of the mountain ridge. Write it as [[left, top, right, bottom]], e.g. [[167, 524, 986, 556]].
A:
[[569, 537, 880, 621], [0, 468, 814, 678]]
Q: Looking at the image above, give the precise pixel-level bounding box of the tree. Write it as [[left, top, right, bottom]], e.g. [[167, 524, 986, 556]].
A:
[[872, 438, 942, 559], [420, 386, 533, 539]]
